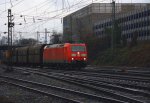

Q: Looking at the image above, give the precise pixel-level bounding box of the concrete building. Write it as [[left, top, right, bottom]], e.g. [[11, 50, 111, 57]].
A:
[[94, 5, 150, 42], [63, 3, 150, 42]]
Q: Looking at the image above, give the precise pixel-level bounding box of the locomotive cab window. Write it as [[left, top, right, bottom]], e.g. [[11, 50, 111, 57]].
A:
[[71, 46, 86, 52]]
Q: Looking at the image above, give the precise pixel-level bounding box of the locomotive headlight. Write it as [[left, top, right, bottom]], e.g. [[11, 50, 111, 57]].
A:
[[72, 58, 74, 60], [77, 52, 80, 56], [71, 54, 76, 57], [84, 58, 86, 61]]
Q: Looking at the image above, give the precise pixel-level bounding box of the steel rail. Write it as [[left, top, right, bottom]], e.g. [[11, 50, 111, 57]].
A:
[[59, 71, 150, 83], [14, 67, 148, 103], [15, 67, 150, 91], [0, 75, 125, 103], [0, 80, 79, 103], [61, 73, 150, 92], [38, 69, 150, 91], [53, 73, 150, 97]]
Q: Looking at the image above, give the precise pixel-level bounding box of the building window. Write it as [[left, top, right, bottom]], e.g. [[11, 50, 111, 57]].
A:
[[139, 31, 141, 37], [130, 33, 133, 38], [147, 30, 150, 36], [144, 10, 147, 17], [131, 15, 134, 21], [141, 11, 144, 17], [129, 15, 131, 21], [139, 13, 142, 18], [125, 17, 128, 22], [127, 25, 129, 30], [148, 9, 150, 16], [136, 13, 139, 19], [130, 24, 133, 29], [140, 22, 143, 28], [101, 24, 103, 28], [106, 22, 108, 26], [148, 20, 150, 26], [144, 30, 147, 36], [133, 13, 136, 19], [99, 25, 101, 29], [137, 22, 140, 28], [96, 25, 98, 29], [128, 33, 131, 38], [143, 21, 146, 26]]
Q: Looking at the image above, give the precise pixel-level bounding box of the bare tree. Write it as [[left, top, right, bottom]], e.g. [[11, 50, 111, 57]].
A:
[[17, 38, 38, 46], [50, 30, 63, 44]]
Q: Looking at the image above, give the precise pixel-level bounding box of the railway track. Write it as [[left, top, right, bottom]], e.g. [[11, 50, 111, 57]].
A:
[[0, 75, 127, 103], [84, 66, 150, 78], [30, 66, 150, 79], [26, 67, 150, 90], [48, 72, 150, 97], [12, 67, 150, 103], [14, 67, 150, 88], [52, 70, 150, 93], [44, 68, 149, 89], [86, 66, 150, 73], [39, 68, 150, 86], [58, 71, 150, 85], [49, 69, 150, 80], [0, 80, 78, 103]]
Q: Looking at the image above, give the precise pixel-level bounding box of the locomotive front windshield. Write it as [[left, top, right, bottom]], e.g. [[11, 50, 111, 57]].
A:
[[71, 46, 86, 52]]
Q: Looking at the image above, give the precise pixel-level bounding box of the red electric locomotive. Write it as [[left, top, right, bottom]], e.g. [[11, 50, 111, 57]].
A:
[[3, 43, 87, 69], [43, 43, 87, 68]]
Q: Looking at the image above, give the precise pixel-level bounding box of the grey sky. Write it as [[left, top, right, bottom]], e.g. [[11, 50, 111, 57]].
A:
[[0, 0, 149, 41]]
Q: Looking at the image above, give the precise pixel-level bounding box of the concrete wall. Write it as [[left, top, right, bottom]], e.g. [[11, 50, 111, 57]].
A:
[[63, 3, 150, 42]]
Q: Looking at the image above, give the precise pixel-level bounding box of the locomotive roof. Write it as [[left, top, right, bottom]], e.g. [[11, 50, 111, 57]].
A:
[[45, 44, 64, 48], [45, 43, 86, 48]]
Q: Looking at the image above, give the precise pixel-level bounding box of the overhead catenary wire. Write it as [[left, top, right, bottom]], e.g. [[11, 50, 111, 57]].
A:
[[11, 0, 91, 26], [13, 0, 88, 28], [0, 0, 17, 6], [24, 0, 109, 37], [10, 0, 13, 7], [13, 0, 87, 18], [17, 0, 108, 31], [0, 0, 107, 19], [14, 0, 51, 13], [0, 0, 25, 16], [1, 0, 106, 27], [0, 0, 102, 35], [13, 0, 56, 20], [16, 1, 85, 30], [0, 0, 109, 39]]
